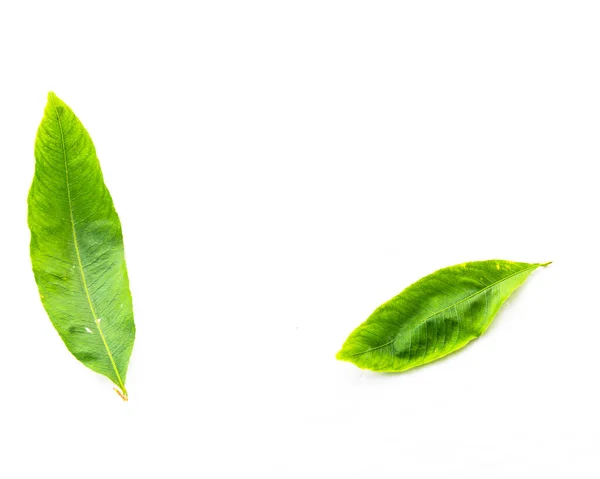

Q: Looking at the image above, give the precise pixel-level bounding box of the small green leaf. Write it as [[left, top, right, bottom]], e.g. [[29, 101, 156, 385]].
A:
[[28, 92, 135, 399], [337, 260, 550, 373]]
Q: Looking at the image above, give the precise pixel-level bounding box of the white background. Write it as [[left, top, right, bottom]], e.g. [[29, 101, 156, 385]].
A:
[[0, 1, 598, 477]]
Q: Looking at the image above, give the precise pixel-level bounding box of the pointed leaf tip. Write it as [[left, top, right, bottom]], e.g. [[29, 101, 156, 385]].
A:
[[47, 91, 66, 105], [336, 346, 356, 363]]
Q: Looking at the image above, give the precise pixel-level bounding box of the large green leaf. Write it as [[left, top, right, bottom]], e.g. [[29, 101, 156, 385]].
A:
[[28, 92, 135, 399], [337, 260, 549, 373]]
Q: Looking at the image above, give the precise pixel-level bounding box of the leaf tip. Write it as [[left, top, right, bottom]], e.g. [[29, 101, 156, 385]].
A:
[[336, 347, 353, 363], [539, 261, 552, 267], [46, 91, 67, 109]]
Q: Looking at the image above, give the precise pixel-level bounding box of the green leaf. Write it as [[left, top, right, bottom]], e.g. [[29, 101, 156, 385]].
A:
[[337, 260, 550, 373], [28, 92, 135, 399]]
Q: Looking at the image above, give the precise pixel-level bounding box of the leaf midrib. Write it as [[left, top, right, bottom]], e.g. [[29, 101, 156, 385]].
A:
[[347, 263, 542, 358], [49, 94, 127, 396]]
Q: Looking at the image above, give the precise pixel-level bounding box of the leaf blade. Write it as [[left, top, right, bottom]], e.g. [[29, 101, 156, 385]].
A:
[[28, 92, 135, 396], [337, 260, 548, 372]]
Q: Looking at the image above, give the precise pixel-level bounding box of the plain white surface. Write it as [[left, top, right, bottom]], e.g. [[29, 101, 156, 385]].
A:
[[1, 1, 598, 477]]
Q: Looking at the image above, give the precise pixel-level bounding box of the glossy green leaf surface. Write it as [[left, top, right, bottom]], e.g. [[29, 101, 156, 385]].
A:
[[28, 92, 135, 398], [337, 260, 549, 373]]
